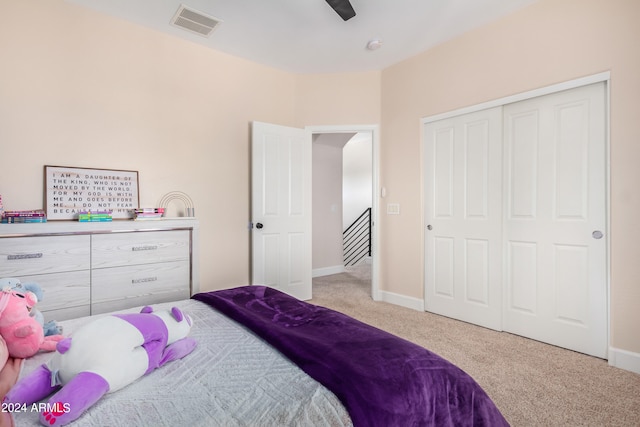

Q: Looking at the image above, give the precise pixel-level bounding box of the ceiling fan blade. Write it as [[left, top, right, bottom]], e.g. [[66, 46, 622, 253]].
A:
[[325, 0, 356, 21]]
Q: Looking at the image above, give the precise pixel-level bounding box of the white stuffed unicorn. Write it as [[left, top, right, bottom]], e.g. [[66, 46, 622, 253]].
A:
[[5, 305, 197, 426]]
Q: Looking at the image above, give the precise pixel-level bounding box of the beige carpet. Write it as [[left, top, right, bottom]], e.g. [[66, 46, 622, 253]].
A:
[[311, 266, 640, 427]]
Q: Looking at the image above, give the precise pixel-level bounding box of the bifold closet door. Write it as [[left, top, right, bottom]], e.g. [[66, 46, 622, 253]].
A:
[[503, 82, 607, 358], [424, 107, 503, 331]]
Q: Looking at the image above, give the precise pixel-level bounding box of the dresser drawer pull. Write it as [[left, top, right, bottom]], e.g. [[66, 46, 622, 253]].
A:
[[132, 245, 158, 252], [7, 253, 43, 261], [132, 276, 158, 284]]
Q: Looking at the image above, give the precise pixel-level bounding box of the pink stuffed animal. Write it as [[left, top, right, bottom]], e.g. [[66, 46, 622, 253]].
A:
[[0, 288, 63, 358]]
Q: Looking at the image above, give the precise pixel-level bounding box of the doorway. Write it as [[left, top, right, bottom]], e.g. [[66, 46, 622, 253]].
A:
[[308, 125, 380, 300]]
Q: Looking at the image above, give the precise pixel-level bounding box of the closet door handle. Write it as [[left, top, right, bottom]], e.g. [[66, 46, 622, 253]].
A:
[[592, 230, 603, 239], [256, 223, 264, 229]]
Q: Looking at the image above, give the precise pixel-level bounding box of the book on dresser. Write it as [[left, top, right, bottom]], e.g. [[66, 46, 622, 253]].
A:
[[1, 209, 47, 223], [77, 210, 113, 222], [132, 208, 165, 220]]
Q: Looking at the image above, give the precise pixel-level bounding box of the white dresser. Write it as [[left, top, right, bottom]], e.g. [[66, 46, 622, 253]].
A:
[[0, 219, 199, 321]]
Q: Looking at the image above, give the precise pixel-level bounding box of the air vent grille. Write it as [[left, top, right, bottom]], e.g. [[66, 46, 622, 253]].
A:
[[171, 4, 222, 37]]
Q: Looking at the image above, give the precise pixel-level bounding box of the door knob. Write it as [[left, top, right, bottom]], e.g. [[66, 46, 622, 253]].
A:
[[426, 225, 432, 231], [256, 223, 263, 229], [592, 230, 603, 239]]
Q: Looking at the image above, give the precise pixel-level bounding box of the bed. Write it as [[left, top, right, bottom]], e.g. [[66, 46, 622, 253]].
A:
[[11, 286, 508, 426]]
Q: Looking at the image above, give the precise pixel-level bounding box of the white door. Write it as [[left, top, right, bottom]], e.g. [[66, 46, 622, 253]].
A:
[[424, 82, 607, 359], [251, 121, 312, 300], [503, 82, 607, 358], [424, 107, 504, 330]]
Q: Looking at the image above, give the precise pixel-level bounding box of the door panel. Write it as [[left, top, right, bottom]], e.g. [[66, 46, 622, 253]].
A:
[[554, 244, 589, 324], [465, 238, 489, 305], [425, 107, 503, 330], [434, 128, 455, 218], [465, 121, 490, 219], [503, 82, 607, 358], [252, 122, 312, 300], [434, 236, 454, 297], [555, 101, 590, 220], [506, 240, 537, 314], [507, 110, 539, 219]]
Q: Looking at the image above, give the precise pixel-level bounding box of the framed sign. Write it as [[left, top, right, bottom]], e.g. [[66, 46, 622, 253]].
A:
[[44, 165, 139, 220]]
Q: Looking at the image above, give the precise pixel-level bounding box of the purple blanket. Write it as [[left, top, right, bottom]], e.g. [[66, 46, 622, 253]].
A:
[[193, 286, 509, 427]]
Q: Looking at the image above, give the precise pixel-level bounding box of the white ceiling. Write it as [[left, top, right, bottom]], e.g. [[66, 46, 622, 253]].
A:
[[66, 0, 538, 74], [313, 132, 357, 148]]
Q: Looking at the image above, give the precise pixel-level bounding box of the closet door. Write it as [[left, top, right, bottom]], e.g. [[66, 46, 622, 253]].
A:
[[503, 82, 607, 358], [424, 107, 503, 331], [423, 82, 607, 358]]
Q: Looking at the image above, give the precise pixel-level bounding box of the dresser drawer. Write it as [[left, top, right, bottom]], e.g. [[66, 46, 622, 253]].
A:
[[45, 305, 91, 322], [91, 230, 190, 268], [0, 235, 90, 276], [91, 289, 189, 315], [91, 261, 190, 305], [13, 270, 90, 313]]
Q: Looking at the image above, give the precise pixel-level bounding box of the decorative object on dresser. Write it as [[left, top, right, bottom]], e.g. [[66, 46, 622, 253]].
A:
[[0, 219, 199, 322], [44, 165, 139, 220], [158, 191, 195, 218]]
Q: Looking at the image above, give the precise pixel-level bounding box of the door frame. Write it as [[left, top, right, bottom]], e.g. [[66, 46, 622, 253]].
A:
[[307, 124, 381, 301], [421, 71, 611, 350]]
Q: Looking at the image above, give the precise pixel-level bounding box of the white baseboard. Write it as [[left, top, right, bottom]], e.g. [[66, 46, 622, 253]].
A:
[[312, 265, 346, 278], [608, 347, 640, 375], [375, 290, 640, 376], [374, 292, 640, 376], [379, 290, 424, 312]]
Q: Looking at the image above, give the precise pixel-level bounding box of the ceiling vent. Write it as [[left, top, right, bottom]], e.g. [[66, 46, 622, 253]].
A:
[[171, 4, 222, 37]]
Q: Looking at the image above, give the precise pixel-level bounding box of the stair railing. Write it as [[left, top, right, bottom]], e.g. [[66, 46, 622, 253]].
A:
[[343, 207, 372, 266]]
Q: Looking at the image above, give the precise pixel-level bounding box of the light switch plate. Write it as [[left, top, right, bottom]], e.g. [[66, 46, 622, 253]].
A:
[[387, 203, 400, 215]]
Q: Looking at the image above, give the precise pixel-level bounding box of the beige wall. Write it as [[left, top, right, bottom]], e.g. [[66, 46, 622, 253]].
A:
[[0, 0, 299, 291], [2, 0, 638, 358], [380, 0, 640, 353], [312, 143, 344, 270], [0, 0, 381, 293], [294, 72, 381, 127]]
